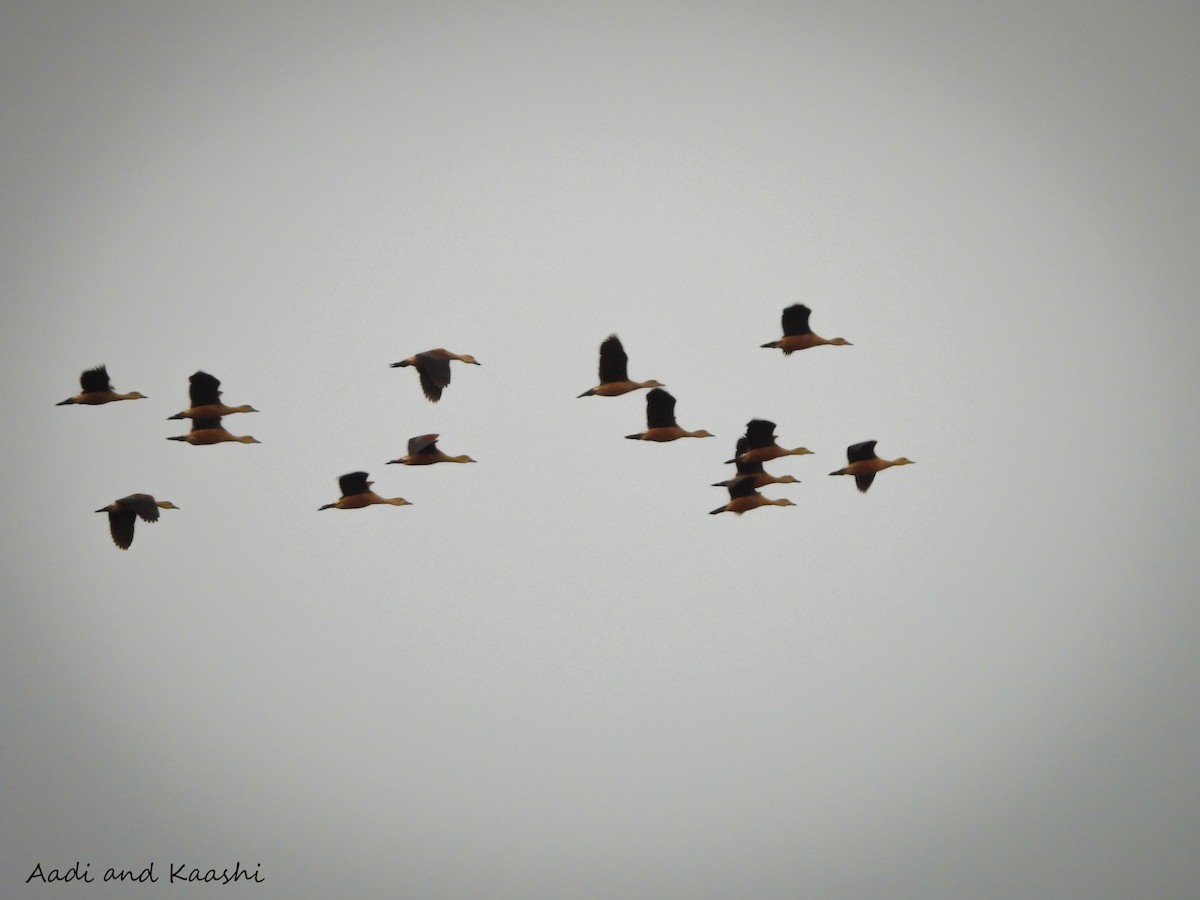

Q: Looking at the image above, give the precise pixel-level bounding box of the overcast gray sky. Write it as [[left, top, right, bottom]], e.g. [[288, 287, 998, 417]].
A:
[[3, 2, 1199, 897]]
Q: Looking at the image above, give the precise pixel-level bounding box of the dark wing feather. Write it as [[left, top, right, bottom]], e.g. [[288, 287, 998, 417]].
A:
[[108, 509, 137, 549], [780, 304, 813, 337], [644, 388, 677, 429], [417, 352, 452, 402], [191, 416, 224, 431], [846, 441, 878, 463], [855, 474, 876, 493], [743, 419, 777, 449], [597, 335, 629, 384], [338, 471, 372, 497], [727, 475, 761, 501], [80, 365, 113, 393], [407, 434, 439, 456], [417, 373, 443, 402], [188, 371, 222, 406]]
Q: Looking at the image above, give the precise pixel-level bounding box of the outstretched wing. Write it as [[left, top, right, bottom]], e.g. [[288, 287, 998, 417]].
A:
[[338, 471, 372, 497], [780, 304, 813, 337], [80, 365, 113, 393], [107, 509, 137, 549], [416, 352, 452, 402], [846, 441, 878, 463], [407, 433, 439, 456], [597, 335, 629, 384], [644, 388, 677, 429], [188, 371, 222, 406], [743, 419, 777, 449]]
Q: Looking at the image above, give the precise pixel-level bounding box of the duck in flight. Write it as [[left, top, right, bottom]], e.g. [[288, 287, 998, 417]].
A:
[[625, 388, 713, 442], [319, 472, 412, 510], [709, 475, 796, 516], [95, 494, 178, 549], [390, 349, 480, 402], [713, 437, 800, 489], [829, 441, 914, 492], [57, 365, 147, 405], [168, 371, 258, 420], [387, 434, 476, 466], [761, 304, 852, 354], [578, 335, 664, 397], [167, 416, 260, 445], [727, 419, 813, 465]]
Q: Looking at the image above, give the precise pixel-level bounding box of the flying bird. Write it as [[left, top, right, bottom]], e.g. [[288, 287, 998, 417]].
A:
[[712, 437, 800, 489], [387, 434, 476, 465], [168, 371, 258, 420], [167, 416, 260, 445], [390, 349, 480, 402], [625, 388, 713, 442], [95, 494, 178, 549], [319, 471, 412, 510], [761, 304, 852, 354], [829, 441, 915, 492], [577, 334, 664, 397], [57, 365, 147, 405], [727, 419, 813, 465], [709, 475, 796, 516]]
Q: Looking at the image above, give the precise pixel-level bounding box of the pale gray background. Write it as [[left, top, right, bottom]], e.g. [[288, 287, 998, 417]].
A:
[[3, 2, 1199, 897]]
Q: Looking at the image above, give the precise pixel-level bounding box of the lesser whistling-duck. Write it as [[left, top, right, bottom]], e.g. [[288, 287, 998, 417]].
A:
[[57, 365, 147, 405], [625, 388, 713, 442], [761, 304, 852, 354], [167, 415, 260, 445], [390, 349, 480, 402], [168, 371, 258, 420], [577, 334, 664, 398], [712, 437, 800, 488], [829, 441, 915, 492], [95, 493, 178, 549], [709, 475, 796, 515], [319, 471, 411, 510], [387, 434, 476, 465], [727, 418, 813, 465]]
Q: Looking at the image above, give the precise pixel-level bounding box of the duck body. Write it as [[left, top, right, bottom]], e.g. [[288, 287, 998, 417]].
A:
[[167, 416, 259, 445], [628, 426, 713, 442], [712, 471, 799, 489], [709, 475, 795, 515], [735, 444, 814, 464], [582, 381, 664, 398], [764, 333, 850, 353], [169, 403, 257, 420]]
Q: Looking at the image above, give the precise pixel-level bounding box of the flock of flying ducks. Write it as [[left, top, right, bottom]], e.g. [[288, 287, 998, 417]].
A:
[[575, 305, 914, 514], [62, 304, 913, 549]]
